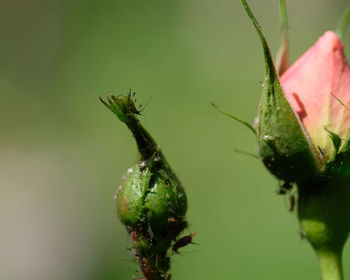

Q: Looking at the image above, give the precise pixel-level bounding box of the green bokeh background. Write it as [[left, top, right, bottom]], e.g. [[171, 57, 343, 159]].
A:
[[1, 0, 350, 279]]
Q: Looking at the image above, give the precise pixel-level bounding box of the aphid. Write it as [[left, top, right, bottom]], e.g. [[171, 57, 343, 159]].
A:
[[130, 231, 139, 242], [113, 191, 118, 201], [147, 222, 154, 240], [289, 195, 296, 212], [127, 168, 134, 174], [125, 89, 153, 116], [137, 95, 153, 115], [277, 188, 286, 195], [139, 161, 147, 172], [173, 232, 196, 253], [277, 181, 293, 195], [154, 153, 161, 162]]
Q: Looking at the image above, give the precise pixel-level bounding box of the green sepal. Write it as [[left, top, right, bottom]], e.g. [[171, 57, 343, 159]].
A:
[[279, 0, 288, 35], [335, 6, 350, 40], [241, 0, 321, 182], [318, 146, 327, 163], [322, 94, 350, 177], [99, 91, 141, 124], [325, 127, 342, 156], [276, 0, 289, 75], [340, 134, 350, 154], [327, 134, 350, 177]]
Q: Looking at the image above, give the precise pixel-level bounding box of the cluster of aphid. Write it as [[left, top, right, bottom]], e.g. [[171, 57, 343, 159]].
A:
[[277, 181, 296, 212], [127, 223, 196, 280]]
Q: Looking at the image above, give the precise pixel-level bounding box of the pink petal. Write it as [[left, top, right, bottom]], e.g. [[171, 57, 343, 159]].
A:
[[280, 31, 350, 156]]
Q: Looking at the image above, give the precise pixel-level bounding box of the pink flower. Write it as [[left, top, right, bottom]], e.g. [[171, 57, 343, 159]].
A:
[[280, 31, 350, 157]]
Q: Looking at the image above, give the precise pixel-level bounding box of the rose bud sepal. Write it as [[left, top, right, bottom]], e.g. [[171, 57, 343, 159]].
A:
[[242, 0, 321, 182], [323, 124, 350, 178]]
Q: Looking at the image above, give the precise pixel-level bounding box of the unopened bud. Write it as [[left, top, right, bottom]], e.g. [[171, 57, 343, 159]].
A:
[[101, 92, 189, 280]]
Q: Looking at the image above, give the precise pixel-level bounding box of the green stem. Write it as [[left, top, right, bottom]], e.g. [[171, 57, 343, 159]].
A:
[[297, 177, 350, 280], [317, 249, 343, 280]]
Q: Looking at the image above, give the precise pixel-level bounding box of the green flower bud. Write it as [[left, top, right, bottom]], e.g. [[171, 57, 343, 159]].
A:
[[101, 92, 188, 280], [116, 157, 187, 238]]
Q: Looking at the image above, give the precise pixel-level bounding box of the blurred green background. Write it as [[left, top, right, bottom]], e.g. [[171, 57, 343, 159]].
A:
[[1, 0, 350, 279]]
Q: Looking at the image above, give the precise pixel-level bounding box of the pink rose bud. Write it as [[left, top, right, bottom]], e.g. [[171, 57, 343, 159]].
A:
[[241, 3, 350, 279], [242, 0, 350, 181], [280, 31, 350, 160]]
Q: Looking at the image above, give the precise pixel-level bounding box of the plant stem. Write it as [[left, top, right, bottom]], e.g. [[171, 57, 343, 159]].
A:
[[297, 177, 350, 280], [317, 249, 343, 280]]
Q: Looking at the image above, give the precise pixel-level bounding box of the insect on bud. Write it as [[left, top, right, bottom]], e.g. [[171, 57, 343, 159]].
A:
[[100, 91, 190, 280], [240, 2, 350, 279]]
